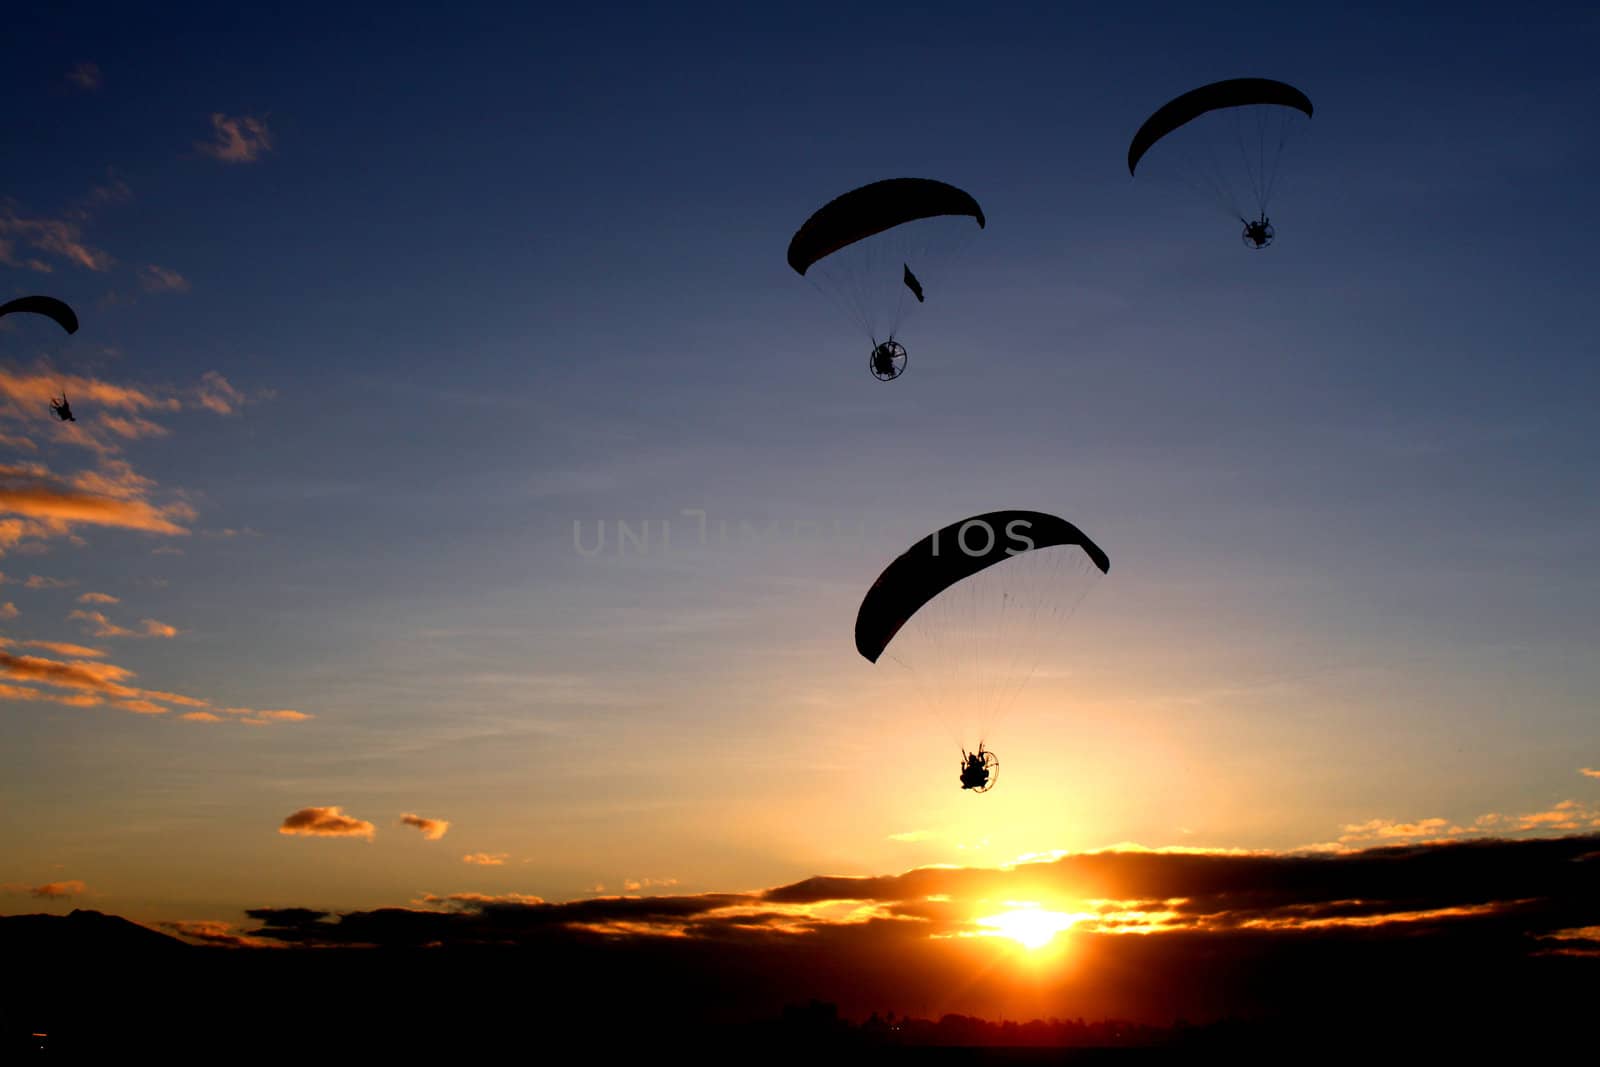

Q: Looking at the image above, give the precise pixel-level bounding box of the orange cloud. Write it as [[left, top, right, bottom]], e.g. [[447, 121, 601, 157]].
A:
[[1339, 817, 1462, 843], [0, 463, 190, 542], [0, 649, 137, 697], [24, 575, 69, 589], [278, 807, 375, 841], [196, 372, 247, 415], [0, 681, 102, 707], [0, 207, 113, 271], [237, 709, 312, 725], [23, 640, 108, 658], [624, 877, 680, 892], [400, 813, 450, 840], [25, 880, 87, 899], [69, 465, 156, 503], [68, 610, 179, 639], [160, 919, 276, 948], [416, 892, 546, 908], [198, 114, 273, 163], [0, 601, 16, 619], [463, 853, 508, 866], [0, 647, 301, 723], [77, 592, 119, 605], [1583, 768, 1600, 779]]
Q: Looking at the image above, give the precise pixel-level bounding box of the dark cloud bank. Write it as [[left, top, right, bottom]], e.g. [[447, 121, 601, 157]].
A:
[[3, 835, 1596, 1057]]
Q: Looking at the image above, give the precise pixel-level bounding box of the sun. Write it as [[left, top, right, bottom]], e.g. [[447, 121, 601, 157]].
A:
[[977, 907, 1077, 950]]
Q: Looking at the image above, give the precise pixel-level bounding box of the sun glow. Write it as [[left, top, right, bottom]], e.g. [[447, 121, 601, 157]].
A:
[[977, 906, 1078, 950]]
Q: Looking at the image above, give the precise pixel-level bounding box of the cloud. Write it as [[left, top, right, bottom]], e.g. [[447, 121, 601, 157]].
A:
[[238, 708, 312, 725], [623, 877, 680, 892], [0, 649, 137, 697], [0, 206, 114, 272], [22, 640, 107, 658], [24, 575, 70, 589], [77, 592, 119, 605], [159, 919, 275, 948], [400, 813, 450, 840], [1583, 768, 1600, 779], [415, 892, 545, 908], [0, 461, 191, 551], [0, 601, 16, 619], [67, 61, 102, 90], [0, 646, 299, 723], [69, 610, 179, 639], [197, 113, 273, 163], [1340, 798, 1600, 843], [195, 372, 247, 415], [5, 879, 89, 899], [463, 853, 509, 866], [0, 681, 101, 707], [138, 265, 190, 293], [278, 807, 375, 841], [158, 832, 1588, 1053], [889, 830, 936, 843]]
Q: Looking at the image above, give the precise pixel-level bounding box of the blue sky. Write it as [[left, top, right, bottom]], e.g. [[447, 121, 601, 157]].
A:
[[2, 1, 1598, 924]]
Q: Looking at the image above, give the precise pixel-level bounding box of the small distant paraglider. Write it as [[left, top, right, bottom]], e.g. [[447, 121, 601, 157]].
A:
[[788, 178, 985, 381], [1128, 78, 1314, 248], [0, 295, 82, 419]]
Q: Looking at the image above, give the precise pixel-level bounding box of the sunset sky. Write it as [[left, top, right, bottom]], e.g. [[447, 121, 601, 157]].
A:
[[3, 1, 1598, 1005]]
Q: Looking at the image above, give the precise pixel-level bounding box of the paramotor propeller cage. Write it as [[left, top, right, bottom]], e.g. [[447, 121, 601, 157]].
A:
[[966, 749, 1000, 794], [1241, 218, 1275, 249], [870, 340, 908, 381]]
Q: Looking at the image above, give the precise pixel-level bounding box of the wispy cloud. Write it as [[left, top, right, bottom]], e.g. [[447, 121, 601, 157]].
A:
[[194, 371, 247, 415], [197, 113, 273, 164], [1340, 798, 1600, 845], [68, 610, 179, 639], [0, 205, 114, 272], [66, 61, 102, 90], [624, 877, 679, 892], [2, 879, 87, 899], [0, 645, 310, 724], [463, 852, 508, 866], [21, 640, 106, 658], [159, 919, 276, 948], [138, 264, 190, 293], [77, 592, 119, 605]]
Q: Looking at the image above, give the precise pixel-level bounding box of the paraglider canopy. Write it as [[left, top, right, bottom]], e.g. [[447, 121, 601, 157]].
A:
[[856, 510, 1109, 663], [1127, 78, 1313, 176], [787, 178, 985, 277], [0, 295, 79, 335]]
